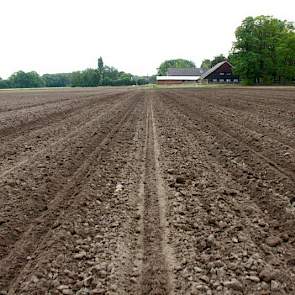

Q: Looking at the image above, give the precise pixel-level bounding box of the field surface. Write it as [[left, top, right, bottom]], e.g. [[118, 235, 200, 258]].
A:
[[0, 87, 294, 295]]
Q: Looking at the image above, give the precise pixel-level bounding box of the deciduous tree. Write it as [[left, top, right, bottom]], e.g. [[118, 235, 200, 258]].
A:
[[230, 16, 295, 84], [157, 59, 195, 75], [200, 59, 211, 70]]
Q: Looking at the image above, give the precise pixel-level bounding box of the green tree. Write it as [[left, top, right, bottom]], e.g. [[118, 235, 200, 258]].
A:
[[9, 71, 45, 88], [0, 78, 11, 89], [157, 59, 195, 75], [276, 31, 295, 82], [201, 59, 211, 70], [231, 16, 294, 84], [102, 66, 119, 84], [71, 71, 83, 87], [210, 54, 226, 67], [97, 57, 104, 85], [71, 69, 99, 87], [42, 73, 72, 87]]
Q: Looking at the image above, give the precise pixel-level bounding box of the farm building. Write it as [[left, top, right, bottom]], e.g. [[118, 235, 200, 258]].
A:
[[156, 68, 204, 85], [156, 61, 239, 84], [200, 61, 239, 83]]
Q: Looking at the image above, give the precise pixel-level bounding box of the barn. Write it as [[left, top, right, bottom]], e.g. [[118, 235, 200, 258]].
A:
[[200, 61, 239, 83], [156, 61, 239, 84]]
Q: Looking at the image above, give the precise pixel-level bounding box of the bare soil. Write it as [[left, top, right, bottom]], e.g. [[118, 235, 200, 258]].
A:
[[0, 87, 294, 295]]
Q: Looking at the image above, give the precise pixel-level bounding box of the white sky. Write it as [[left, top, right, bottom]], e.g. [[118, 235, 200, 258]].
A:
[[0, 0, 294, 78]]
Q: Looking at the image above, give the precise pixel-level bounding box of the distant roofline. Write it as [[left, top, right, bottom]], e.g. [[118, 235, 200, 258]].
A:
[[167, 67, 205, 76], [157, 76, 201, 81]]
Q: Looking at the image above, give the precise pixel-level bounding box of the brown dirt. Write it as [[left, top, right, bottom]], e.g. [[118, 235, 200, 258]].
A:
[[0, 87, 294, 295]]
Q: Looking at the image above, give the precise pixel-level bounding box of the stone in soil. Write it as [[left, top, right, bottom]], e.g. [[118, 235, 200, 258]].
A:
[[265, 236, 282, 247]]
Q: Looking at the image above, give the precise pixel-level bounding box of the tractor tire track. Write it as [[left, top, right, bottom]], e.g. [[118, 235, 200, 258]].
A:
[[141, 93, 173, 295]]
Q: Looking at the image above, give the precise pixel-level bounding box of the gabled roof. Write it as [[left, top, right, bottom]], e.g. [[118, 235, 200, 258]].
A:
[[167, 68, 205, 76], [201, 61, 232, 79]]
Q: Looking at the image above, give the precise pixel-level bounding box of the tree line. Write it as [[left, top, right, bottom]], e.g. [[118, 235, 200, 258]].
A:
[[158, 16, 294, 85], [0, 57, 154, 89]]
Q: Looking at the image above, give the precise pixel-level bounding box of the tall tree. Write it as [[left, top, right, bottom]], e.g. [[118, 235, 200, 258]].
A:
[[230, 16, 295, 84], [157, 59, 195, 75], [97, 57, 104, 85]]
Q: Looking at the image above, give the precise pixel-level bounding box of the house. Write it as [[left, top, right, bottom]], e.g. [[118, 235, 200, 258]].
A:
[[156, 61, 239, 84], [156, 68, 204, 85], [200, 61, 239, 83]]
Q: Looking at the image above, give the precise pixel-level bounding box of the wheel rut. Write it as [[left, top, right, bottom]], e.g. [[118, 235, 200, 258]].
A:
[[140, 94, 173, 295]]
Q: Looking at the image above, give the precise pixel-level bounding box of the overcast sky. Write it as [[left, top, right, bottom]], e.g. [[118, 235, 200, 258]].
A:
[[0, 0, 294, 78]]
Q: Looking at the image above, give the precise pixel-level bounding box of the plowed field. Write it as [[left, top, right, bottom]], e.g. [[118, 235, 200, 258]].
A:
[[0, 87, 294, 295]]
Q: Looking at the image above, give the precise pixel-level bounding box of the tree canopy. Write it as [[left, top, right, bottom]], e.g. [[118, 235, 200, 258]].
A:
[[210, 54, 227, 67], [42, 73, 72, 87], [229, 15, 295, 84], [9, 71, 45, 88], [200, 59, 211, 70], [200, 55, 226, 70], [157, 59, 195, 75]]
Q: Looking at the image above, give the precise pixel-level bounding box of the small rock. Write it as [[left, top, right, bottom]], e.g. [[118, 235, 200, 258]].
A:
[[246, 276, 260, 282], [74, 251, 86, 259], [194, 266, 203, 273], [271, 280, 280, 291], [81, 288, 91, 294], [191, 282, 207, 292], [259, 266, 278, 282], [62, 290, 73, 295], [207, 234, 215, 246], [261, 281, 269, 290], [265, 236, 282, 247], [109, 284, 117, 291], [200, 275, 209, 283], [115, 183, 123, 192], [218, 221, 226, 228], [57, 285, 70, 290], [223, 279, 243, 291], [30, 275, 39, 283], [92, 289, 106, 294], [232, 237, 239, 243], [237, 232, 247, 242]]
